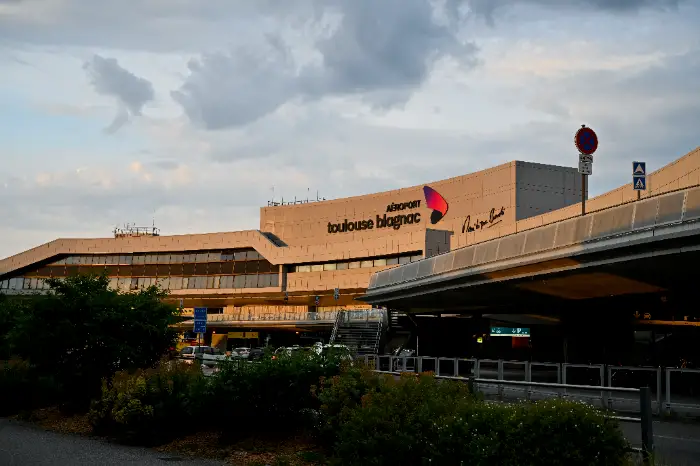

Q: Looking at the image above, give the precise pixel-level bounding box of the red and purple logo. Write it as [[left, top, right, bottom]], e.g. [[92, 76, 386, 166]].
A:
[[423, 186, 448, 224]]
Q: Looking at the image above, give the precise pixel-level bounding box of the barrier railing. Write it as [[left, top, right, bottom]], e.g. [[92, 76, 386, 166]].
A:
[[367, 355, 700, 416], [373, 369, 656, 464]]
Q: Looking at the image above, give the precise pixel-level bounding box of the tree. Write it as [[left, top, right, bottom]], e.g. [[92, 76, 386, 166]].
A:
[[5, 274, 181, 408]]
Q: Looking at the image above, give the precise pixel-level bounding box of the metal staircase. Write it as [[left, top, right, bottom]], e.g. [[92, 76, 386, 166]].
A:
[[329, 309, 386, 355]]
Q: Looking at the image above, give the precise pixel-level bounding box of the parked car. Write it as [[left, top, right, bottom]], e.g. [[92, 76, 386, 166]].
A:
[[178, 345, 227, 367], [232, 347, 251, 359], [247, 348, 266, 362]]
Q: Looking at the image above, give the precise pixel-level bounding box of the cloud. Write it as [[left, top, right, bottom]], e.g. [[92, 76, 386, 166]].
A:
[[83, 54, 155, 132], [171, 0, 477, 130]]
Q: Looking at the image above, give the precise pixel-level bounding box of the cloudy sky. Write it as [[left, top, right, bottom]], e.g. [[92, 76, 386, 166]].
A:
[[1, 0, 699, 259]]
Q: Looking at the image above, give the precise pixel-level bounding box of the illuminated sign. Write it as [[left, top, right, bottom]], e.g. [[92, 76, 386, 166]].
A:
[[462, 207, 506, 233], [227, 332, 259, 339], [490, 327, 530, 337]]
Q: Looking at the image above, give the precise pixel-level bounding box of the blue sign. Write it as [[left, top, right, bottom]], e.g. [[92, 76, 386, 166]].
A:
[[490, 327, 530, 337], [634, 176, 647, 191], [633, 161, 646, 176], [193, 307, 207, 334], [194, 307, 208, 321], [575, 126, 598, 156], [194, 320, 207, 334]]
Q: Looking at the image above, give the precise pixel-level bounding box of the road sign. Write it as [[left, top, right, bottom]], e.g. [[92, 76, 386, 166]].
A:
[[314, 296, 320, 306], [633, 161, 646, 176], [194, 320, 207, 333], [490, 327, 530, 337], [193, 307, 207, 321], [333, 288, 340, 300], [634, 176, 647, 191], [193, 307, 207, 334], [575, 126, 598, 155], [578, 153, 593, 175]]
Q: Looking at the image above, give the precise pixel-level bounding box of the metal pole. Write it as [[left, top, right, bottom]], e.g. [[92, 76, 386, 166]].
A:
[[640, 386, 655, 464], [637, 190, 641, 201], [581, 174, 585, 215]]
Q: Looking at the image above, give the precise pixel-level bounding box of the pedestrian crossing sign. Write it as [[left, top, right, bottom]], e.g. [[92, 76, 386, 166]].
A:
[[634, 176, 646, 191], [633, 161, 646, 176]]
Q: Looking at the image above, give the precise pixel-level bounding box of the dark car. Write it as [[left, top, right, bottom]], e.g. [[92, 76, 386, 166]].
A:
[[248, 348, 265, 361]]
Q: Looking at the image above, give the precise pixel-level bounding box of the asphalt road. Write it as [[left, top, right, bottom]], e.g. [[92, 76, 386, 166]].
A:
[[0, 419, 225, 466], [621, 420, 700, 465]]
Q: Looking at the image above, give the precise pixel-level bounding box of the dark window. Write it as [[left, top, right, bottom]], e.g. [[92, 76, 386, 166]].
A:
[[257, 261, 273, 273], [207, 262, 221, 275], [130, 265, 145, 277], [118, 265, 133, 277], [194, 263, 208, 275], [233, 262, 246, 274], [144, 265, 158, 276], [182, 263, 196, 276], [270, 273, 279, 287], [220, 262, 234, 274], [246, 261, 260, 274], [170, 264, 184, 275], [156, 264, 170, 276], [104, 266, 120, 277], [65, 266, 79, 276], [48, 266, 65, 277]]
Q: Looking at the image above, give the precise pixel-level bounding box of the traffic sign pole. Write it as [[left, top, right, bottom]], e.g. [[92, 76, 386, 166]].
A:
[[575, 125, 599, 216]]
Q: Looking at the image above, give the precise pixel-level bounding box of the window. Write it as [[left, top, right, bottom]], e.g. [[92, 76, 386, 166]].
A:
[[170, 277, 183, 289], [220, 275, 233, 288], [323, 263, 337, 271], [373, 258, 387, 267], [348, 261, 361, 269], [118, 265, 133, 277], [411, 254, 423, 262], [258, 274, 271, 287], [233, 275, 246, 288], [187, 277, 197, 289], [206, 276, 214, 289], [194, 263, 208, 275], [130, 278, 139, 290], [246, 250, 261, 260], [156, 264, 170, 276], [182, 277, 189, 289], [244, 274, 258, 288], [109, 278, 119, 290], [117, 277, 129, 290], [211, 276, 220, 289], [220, 262, 234, 274], [233, 262, 247, 274], [180, 347, 193, 355], [182, 263, 196, 275], [195, 253, 208, 263], [296, 265, 311, 273], [233, 251, 248, 261], [132, 254, 145, 265], [386, 257, 399, 265], [398, 255, 411, 265], [270, 273, 279, 287], [144, 265, 158, 276], [257, 261, 273, 273], [361, 260, 374, 268], [145, 255, 155, 264], [336, 262, 348, 270], [310, 264, 323, 272], [170, 264, 184, 275]]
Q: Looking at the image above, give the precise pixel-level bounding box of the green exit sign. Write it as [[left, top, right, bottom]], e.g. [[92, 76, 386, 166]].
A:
[[490, 327, 530, 337]]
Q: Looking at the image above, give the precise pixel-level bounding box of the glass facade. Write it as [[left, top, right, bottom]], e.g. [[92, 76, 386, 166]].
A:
[[292, 252, 422, 273], [0, 248, 279, 293]]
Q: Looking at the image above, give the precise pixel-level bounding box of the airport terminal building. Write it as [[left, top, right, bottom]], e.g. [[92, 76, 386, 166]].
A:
[[2, 148, 699, 357]]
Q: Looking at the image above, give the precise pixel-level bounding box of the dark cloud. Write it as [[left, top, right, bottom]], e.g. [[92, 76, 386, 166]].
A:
[[172, 0, 477, 130], [83, 55, 155, 132], [467, 0, 685, 20]]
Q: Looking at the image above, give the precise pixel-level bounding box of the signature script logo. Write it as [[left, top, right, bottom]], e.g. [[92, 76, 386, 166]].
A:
[[462, 207, 506, 233]]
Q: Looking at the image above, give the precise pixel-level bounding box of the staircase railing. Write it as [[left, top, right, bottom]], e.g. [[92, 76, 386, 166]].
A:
[[329, 310, 344, 344]]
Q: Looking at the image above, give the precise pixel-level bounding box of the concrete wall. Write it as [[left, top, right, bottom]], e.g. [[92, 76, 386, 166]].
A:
[[515, 162, 584, 221]]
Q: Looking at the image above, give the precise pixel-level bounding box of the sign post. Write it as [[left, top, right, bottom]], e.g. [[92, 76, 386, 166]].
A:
[[633, 161, 647, 200], [575, 125, 599, 215], [193, 307, 207, 348]]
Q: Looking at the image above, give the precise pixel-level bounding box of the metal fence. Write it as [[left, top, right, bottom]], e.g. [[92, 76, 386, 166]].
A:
[[368, 355, 700, 416]]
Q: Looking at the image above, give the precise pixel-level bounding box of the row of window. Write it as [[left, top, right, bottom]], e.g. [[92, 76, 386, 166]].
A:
[[25, 260, 276, 278], [50, 249, 265, 266], [292, 253, 422, 273], [0, 273, 280, 292]]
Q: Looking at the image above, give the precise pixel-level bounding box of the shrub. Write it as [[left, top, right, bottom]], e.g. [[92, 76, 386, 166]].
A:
[[0, 359, 61, 415], [318, 371, 628, 466], [204, 349, 349, 435], [88, 359, 206, 443]]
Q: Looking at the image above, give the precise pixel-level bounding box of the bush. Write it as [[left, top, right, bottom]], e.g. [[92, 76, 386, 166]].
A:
[[88, 359, 207, 443], [3, 274, 181, 410], [0, 359, 61, 416], [204, 349, 349, 435], [317, 371, 629, 466]]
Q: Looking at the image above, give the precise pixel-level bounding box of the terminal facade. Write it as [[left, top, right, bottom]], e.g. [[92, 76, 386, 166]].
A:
[[2, 149, 699, 363]]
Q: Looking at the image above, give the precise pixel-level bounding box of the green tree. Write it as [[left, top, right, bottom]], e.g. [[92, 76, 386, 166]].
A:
[[5, 274, 180, 409]]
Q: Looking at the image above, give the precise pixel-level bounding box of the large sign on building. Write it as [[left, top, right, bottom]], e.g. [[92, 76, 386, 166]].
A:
[[327, 199, 422, 234]]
